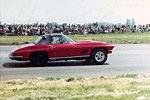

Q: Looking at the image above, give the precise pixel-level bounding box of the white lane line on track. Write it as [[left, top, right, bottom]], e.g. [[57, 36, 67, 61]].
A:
[[114, 50, 150, 55], [0, 45, 18, 48], [0, 53, 9, 57]]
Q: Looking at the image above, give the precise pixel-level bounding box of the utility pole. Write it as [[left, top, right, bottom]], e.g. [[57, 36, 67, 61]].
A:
[[13, 18, 15, 24], [27, 0, 40, 24]]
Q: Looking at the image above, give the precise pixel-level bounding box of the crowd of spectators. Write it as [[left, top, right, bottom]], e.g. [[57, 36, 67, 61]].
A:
[[0, 23, 150, 36]]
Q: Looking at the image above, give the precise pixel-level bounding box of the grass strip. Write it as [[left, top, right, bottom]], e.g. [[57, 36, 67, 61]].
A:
[[1, 74, 150, 100], [0, 32, 150, 45]]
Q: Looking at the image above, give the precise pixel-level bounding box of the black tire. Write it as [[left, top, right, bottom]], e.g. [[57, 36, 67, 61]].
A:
[[91, 48, 107, 65], [30, 52, 48, 66]]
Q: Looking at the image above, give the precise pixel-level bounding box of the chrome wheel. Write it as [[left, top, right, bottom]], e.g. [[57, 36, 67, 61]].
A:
[[95, 51, 105, 62], [91, 48, 107, 65]]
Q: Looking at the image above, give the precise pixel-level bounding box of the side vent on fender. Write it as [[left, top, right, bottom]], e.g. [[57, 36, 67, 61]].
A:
[[81, 49, 88, 55]]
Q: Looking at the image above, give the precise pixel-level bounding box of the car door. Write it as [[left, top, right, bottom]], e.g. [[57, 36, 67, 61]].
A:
[[50, 35, 80, 58]]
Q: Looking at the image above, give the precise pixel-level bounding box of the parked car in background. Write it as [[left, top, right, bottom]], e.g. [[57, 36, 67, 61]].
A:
[[9, 33, 114, 66]]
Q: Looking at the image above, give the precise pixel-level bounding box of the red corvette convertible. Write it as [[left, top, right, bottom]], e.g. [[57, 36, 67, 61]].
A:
[[9, 33, 114, 66]]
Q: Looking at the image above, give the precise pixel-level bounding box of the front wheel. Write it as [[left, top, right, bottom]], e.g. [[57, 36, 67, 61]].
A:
[[91, 48, 107, 65], [30, 52, 48, 66]]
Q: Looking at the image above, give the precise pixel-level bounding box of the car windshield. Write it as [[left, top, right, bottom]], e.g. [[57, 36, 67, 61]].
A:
[[34, 36, 43, 44], [34, 34, 75, 45], [62, 35, 75, 43]]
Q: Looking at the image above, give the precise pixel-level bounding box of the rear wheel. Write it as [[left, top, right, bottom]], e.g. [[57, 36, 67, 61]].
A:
[[30, 52, 48, 66], [91, 48, 107, 65]]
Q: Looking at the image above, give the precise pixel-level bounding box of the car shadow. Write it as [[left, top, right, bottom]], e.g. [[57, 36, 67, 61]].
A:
[[3, 60, 109, 68]]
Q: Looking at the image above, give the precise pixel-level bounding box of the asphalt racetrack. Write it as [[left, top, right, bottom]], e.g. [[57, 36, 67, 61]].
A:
[[0, 44, 150, 81]]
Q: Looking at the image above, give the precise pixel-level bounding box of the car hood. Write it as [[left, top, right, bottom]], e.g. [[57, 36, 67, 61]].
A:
[[19, 43, 35, 49], [76, 40, 112, 45], [10, 43, 35, 53]]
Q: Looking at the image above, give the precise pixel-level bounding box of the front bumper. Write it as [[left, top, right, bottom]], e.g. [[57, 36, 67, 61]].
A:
[[107, 45, 114, 54], [9, 53, 23, 60]]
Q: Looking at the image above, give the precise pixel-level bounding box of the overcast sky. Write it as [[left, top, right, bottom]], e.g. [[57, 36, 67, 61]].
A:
[[0, 0, 150, 25]]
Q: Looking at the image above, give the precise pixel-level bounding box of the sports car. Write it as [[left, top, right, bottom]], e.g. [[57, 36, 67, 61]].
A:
[[9, 33, 114, 66]]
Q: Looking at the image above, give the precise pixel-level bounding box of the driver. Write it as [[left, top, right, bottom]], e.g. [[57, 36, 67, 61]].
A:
[[51, 36, 61, 44]]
